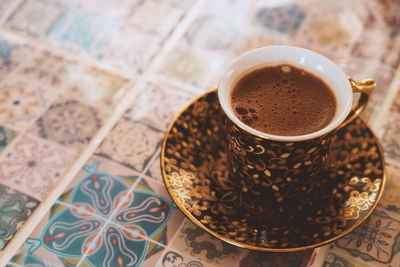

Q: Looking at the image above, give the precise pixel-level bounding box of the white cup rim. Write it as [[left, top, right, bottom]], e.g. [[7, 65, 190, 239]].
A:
[[218, 46, 353, 142]]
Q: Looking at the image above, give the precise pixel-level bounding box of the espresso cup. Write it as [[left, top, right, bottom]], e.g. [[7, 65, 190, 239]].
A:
[[218, 46, 375, 213]]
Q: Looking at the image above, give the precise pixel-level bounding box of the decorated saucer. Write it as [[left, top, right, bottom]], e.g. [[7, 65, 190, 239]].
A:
[[161, 88, 385, 252]]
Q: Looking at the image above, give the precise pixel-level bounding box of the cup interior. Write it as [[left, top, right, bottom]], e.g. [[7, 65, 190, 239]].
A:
[[218, 46, 353, 142]]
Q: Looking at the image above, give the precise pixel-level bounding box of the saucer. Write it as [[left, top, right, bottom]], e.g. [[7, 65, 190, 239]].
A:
[[161, 88, 385, 252]]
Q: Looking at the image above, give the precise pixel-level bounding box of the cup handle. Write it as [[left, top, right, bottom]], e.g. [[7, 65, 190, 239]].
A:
[[337, 77, 376, 130]]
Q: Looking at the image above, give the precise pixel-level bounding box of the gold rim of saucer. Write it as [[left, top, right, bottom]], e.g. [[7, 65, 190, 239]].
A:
[[161, 88, 386, 252]]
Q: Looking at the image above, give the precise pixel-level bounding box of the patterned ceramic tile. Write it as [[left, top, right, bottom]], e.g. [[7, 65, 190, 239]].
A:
[[11, 202, 99, 266], [158, 43, 212, 88], [334, 209, 400, 266], [379, 163, 400, 214], [0, 125, 16, 153], [0, 32, 35, 82], [376, 0, 400, 33], [17, 160, 175, 266], [78, 0, 135, 19], [125, 0, 183, 36], [382, 32, 400, 69], [157, 0, 293, 88], [381, 111, 400, 159], [294, 6, 363, 59], [6, 0, 65, 37], [391, 82, 400, 113], [231, 35, 278, 57], [0, 184, 39, 251], [134, 176, 185, 243], [67, 66, 132, 108], [184, 15, 237, 52], [170, 219, 246, 265], [0, 81, 48, 130], [8, 252, 62, 267], [154, 250, 210, 267], [28, 98, 105, 152], [254, 2, 306, 34], [322, 251, 372, 267], [96, 27, 163, 74], [124, 81, 196, 130], [0, 134, 77, 200], [145, 153, 162, 182], [351, 27, 389, 61], [14, 49, 79, 99], [46, 9, 117, 54], [96, 118, 164, 173], [0, 0, 24, 24], [78, 227, 166, 267], [58, 155, 141, 199]]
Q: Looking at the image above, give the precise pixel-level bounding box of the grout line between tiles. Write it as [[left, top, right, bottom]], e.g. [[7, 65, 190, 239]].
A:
[[0, 1, 205, 264], [0, 26, 136, 82], [147, 73, 204, 94], [0, 78, 145, 266], [75, 221, 111, 267], [145, 0, 206, 75]]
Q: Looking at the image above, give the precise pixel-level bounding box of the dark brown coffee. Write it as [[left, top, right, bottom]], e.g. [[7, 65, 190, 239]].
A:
[[231, 64, 337, 136]]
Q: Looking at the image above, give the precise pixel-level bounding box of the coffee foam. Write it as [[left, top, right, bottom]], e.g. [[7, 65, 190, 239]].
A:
[[231, 64, 336, 136]]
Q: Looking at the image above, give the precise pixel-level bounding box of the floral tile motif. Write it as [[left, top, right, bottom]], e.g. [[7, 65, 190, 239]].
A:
[[381, 112, 400, 159], [255, 3, 306, 34], [379, 163, 400, 214], [0, 134, 77, 200], [0, 184, 39, 251], [96, 27, 163, 74], [67, 66, 132, 108], [322, 252, 372, 267], [15, 49, 79, 98], [46, 9, 117, 54], [22, 161, 174, 267], [294, 6, 363, 58], [184, 15, 237, 51], [0, 125, 16, 153], [158, 43, 213, 88], [154, 250, 209, 267], [96, 119, 164, 173], [335, 209, 400, 265], [134, 176, 185, 242], [170, 219, 246, 265], [0, 34, 35, 82], [0, 82, 47, 130], [6, 0, 65, 37], [78, 229, 166, 267], [124, 82, 196, 130], [28, 98, 105, 152], [125, 0, 183, 36]]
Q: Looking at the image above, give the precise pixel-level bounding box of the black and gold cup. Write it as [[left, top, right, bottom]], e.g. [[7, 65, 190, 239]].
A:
[[218, 46, 375, 216]]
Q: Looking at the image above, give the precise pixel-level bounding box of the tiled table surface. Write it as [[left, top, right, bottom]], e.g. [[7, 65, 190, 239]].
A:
[[0, 0, 399, 266]]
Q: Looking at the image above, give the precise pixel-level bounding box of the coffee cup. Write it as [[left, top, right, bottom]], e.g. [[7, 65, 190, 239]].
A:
[[218, 46, 375, 213]]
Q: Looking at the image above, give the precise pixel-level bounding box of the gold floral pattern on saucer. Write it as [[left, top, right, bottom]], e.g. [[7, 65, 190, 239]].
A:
[[161, 89, 385, 252]]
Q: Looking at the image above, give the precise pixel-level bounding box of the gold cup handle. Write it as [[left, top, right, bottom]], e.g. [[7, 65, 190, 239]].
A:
[[337, 77, 376, 130]]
